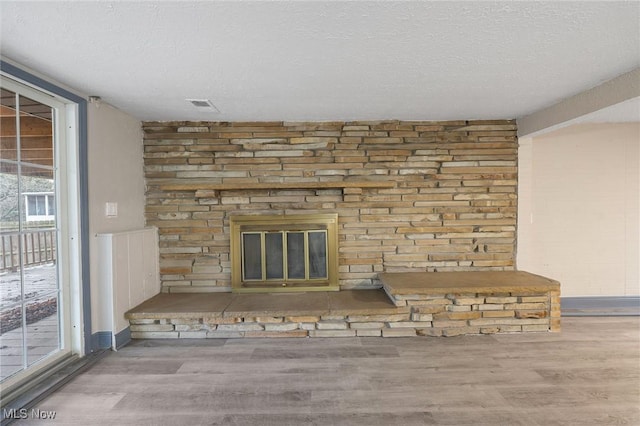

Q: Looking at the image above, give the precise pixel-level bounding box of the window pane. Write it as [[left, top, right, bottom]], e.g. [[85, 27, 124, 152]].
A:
[[20, 166, 54, 229], [27, 195, 36, 216], [0, 305, 24, 380], [308, 231, 328, 279], [0, 172, 19, 231], [242, 233, 262, 280], [26, 295, 59, 367], [37, 196, 46, 215], [23, 247, 58, 302], [19, 95, 53, 169], [265, 233, 284, 280], [286, 232, 305, 279], [0, 88, 17, 163], [47, 195, 55, 216]]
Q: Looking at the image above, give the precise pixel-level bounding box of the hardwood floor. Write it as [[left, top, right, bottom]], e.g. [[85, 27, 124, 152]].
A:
[[21, 317, 640, 425]]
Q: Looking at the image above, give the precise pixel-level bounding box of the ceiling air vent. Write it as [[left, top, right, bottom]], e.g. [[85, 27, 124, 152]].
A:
[[186, 99, 220, 113]]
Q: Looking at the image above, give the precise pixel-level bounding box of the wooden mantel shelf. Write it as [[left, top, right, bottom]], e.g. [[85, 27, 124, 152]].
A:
[[154, 180, 396, 191]]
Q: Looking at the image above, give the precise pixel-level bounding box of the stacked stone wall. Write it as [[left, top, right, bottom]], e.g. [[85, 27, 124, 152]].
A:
[[142, 120, 518, 292]]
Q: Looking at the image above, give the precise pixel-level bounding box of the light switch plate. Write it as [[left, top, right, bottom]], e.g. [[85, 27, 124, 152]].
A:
[[105, 202, 118, 217]]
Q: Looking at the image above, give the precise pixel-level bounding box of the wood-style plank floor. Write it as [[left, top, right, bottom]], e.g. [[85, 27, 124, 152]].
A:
[[22, 317, 640, 425]]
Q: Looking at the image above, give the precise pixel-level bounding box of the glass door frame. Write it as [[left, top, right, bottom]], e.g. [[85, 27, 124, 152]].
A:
[[0, 66, 88, 395], [230, 213, 339, 293]]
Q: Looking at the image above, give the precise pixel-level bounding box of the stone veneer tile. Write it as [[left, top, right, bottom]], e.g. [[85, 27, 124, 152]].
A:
[[286, 316, 321, 323], [515, 310, 547, 319], [410, 305, 447, 314], [356, 329, 382, 337], [316, 321, 348, 330], [130, 324, 174, 332], [254, 317, 285, 323], [483, 310, 516, 318], [206, 330, 244, 338], [446, 305, 472, 312], [522, 324, 551, 332], [469, 318, 549, 326], [131, 331, 178, 339], [348, 314, 411, 322], [179, 331, 209, 338], [309, 330, 356, 338], [348, 322, 385, 330], [170, 319, 202, 325], [244, 330, 308, 338], [454, 297, 486, 305], [485, 297, 518, 304], [432, 320, 469, 328], [217, 323, 264, 332], [387, 321, 433, 328], [382, 329, 417, 337], [497, 325, 522, 332], [443, 327, 481, 337], [505, 303, 547, 310], [434, 311, 482, 320], [476, 304, 505, 311], [130, 319, 157, 325], [520, 296, 548, 303], [410, 313, 434, 322], [264, 323, 300, 332], [174, 324, 204, 331]]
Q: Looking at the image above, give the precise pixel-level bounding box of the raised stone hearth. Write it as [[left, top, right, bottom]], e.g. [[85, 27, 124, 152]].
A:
[[380, 271, 561, 335], [125, 271, 560, 338]]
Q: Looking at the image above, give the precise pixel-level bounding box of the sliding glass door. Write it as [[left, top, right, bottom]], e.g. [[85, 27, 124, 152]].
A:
[[0, 78, 72, 385]]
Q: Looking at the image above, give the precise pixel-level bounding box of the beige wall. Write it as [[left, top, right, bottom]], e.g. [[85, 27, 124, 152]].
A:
[[88, 103, 145, 332], [518, 123, 640, 297]]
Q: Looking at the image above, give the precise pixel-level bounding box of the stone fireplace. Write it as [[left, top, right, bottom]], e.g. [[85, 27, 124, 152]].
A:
[[131, 119, 563, 338], [230, 213, 339, 292], [142, 120, 518, 294]]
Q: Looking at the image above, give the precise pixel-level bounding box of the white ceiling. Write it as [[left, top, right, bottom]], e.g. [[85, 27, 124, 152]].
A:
[[1, 1, 639, 122]]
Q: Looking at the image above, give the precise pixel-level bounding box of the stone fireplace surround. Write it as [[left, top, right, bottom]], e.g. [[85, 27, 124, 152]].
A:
[[130, 120, 562, 338], [143, 119, 519, 293]]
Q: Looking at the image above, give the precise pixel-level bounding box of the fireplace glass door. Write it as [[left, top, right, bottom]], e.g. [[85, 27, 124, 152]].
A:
[[241, 230, 328, 283], [230, 214, 338, 292]]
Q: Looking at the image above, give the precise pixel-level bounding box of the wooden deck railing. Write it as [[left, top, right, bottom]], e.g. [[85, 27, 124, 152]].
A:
[[0, 229, 56, 272]]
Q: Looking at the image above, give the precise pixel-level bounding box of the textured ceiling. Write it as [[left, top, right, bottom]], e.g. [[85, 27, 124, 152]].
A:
[[1, 1, 639, 122]]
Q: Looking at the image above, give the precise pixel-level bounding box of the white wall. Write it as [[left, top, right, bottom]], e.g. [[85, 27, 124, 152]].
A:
[[87, 102, 146, 333], [518, 123, 640, 297]]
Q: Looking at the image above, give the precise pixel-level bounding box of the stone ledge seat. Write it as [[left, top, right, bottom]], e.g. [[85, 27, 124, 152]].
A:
[[379, 271, 561, 336], [125, 271, 560, 339]]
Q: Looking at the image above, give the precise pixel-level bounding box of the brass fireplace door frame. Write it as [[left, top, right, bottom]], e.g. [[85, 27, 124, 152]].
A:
[[230, 213, 339, 293]]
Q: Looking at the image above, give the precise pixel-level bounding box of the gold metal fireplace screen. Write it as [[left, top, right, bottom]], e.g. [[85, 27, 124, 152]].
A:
[[230, 213, 339, 293]]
